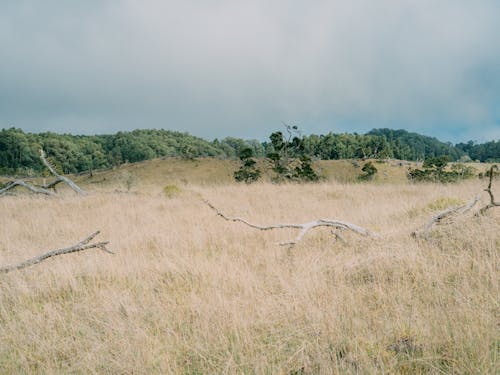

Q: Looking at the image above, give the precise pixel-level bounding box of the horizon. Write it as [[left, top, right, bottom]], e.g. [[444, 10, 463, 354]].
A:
[[2, 125, 496, 146], [1, 1, 499, 143]]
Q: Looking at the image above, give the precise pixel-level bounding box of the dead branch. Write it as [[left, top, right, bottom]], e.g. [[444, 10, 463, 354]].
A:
[[479, 165, 499, 214], [412, 195, 480, 239], [36, 177, 64, 191], [39, 149, 86, 195], [0, 231, 112, 274], [0, 180, 56, 197], [204, 200, 379, 246]]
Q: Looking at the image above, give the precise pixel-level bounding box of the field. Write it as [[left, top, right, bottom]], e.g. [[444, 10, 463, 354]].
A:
[[0, 159, 498, 374]]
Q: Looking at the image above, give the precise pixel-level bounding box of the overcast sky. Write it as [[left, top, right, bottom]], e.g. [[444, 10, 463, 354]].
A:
[[1, 0, 499, 143]]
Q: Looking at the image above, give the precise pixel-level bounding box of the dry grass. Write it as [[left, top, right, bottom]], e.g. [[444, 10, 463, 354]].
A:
[[0, 179, 498, 374], [66, 157, 415, 191]]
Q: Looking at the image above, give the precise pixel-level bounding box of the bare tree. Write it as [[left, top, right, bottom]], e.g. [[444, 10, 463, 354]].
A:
[[479, 165, 499, 214]]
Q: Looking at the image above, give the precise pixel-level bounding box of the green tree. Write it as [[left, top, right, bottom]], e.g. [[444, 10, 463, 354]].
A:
[[266, 125, 319, 182], [234, 148, 261, 183], [359, 161, 378, 181]]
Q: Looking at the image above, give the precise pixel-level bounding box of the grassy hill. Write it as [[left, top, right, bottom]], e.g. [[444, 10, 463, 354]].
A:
[[66, 158, 418, 194], [3, 156, 493, 197]]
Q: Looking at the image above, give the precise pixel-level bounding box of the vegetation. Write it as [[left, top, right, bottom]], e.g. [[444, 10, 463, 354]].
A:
[[407, 156, 476, 183], [358, 161, 378, 181], [456, 139, 500, 162], [0, 179, 497, 373], [366, 128, 463, 161], [266, 125, 320, 182], [233, 148, 261, 184], [1, 127, 499, 176]]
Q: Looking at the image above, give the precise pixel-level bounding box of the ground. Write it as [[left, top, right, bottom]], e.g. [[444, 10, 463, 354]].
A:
[[0, 159, 498, 374]]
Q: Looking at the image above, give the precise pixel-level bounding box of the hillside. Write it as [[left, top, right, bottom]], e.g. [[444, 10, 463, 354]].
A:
[[1, 127, 498, 176], [0, 158, 421, 195]]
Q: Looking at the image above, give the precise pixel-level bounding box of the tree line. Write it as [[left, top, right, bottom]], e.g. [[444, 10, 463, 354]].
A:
[[0, 127, 498, 175]]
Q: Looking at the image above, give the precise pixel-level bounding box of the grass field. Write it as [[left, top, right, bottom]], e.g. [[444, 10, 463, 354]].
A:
[[0, 160, 498, 374]]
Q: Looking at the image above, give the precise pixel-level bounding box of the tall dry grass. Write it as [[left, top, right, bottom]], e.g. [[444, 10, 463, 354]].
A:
[[0, 180, 498, 374]]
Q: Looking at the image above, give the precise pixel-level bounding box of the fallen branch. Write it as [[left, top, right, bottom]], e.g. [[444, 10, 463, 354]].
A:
[[412, 195, 480, 239], [37, 177, 64, 191], [39, 149, 86, 195], [479, 165, 499, 214], [204, 200, 379, 246], [0, 180, 55, 197], [0, 231, 112, 274]]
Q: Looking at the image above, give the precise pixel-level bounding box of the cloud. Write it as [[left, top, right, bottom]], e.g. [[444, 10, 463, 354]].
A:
[[0, 0, 499, 142]]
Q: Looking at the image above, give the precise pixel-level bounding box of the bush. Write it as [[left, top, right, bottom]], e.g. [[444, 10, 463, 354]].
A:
[[234, 148, 261, 184], [358, 161, 378, 181], [163, 184, 182, 198], [407, 156, 471, 183]]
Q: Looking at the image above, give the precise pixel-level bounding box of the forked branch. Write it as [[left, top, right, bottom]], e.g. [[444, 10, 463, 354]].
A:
[[0, 231, 112, 274], [39, 149, 86, 195], [479, 165, 499, 214], [204, 200, 379, 246], [0, 180, 55, 196]]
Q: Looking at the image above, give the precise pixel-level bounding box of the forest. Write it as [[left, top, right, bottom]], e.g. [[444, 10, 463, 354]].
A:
[[0, 127, 498, 175]]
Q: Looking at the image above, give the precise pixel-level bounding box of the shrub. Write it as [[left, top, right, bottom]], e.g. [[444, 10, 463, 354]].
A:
[[163, 184, 182, 198], [358, 161, 378, 181], [407, 156, 472, 183], [234, 148, 261, 184]]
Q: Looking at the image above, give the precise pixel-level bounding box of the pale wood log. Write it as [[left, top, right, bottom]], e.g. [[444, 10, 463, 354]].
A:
[[0, 180, 55, 196], [0, 231, 112, 274], [39, 149, 86, 195], [204, 200, 379, 246], [413, 195, 480, 239], [37, 177, 64, 190]]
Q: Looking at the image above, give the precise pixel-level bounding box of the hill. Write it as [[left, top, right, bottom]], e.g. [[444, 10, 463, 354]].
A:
[[0, 127, 498, 176]]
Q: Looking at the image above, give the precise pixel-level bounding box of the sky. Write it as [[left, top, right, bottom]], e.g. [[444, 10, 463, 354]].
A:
[[1, 0, 499, 143]]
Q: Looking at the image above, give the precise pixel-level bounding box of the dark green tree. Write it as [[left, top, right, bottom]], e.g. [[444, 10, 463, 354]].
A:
[[358, 161, 378, 181], [407, 156, 471, 183], [234, 147, 261, 183], [266, 125, 319, 182]]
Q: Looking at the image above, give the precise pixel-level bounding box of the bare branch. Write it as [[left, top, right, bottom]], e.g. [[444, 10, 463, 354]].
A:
[[479, 165, 499, 214], [0, 231, 112, 274], [0, 180, 55, 197], [412, 195, 480, 239], [39, 149, 86, 195], [204, 200, 379, 246], [37, 177, 64, 190]]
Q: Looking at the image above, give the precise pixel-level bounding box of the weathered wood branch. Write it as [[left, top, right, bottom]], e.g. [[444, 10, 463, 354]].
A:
[[37, 177, 64, 190], [204, 200, 379, 246], [39, 149, 86, 195], [0, 180, 55, 196], [479, 165, 499, 214], [412, 195, 480, 239], [0, 231, 112, 274]]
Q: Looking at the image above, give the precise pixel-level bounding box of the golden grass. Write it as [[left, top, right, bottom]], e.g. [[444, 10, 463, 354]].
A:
[[0, 179, 498, 374], [67, 157, 414, 192]]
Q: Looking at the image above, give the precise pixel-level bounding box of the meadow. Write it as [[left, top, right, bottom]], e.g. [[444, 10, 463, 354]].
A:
[[0, 159, 498, 374]]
